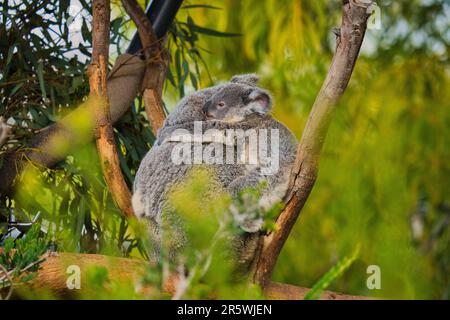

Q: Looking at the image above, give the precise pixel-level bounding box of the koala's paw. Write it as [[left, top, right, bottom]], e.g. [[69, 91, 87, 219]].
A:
[[229, 201, 264, 233], [258, 174, 290, 210], [239, 217, 264, 233]]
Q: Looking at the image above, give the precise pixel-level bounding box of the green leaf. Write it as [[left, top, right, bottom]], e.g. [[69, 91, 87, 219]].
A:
[[59, 0, 70, 20], [189, 24, 241, 38], [37, 59, 47, 100], [10, 82, 24, 96], [190, 72, 198, 90], [81, 19, 91, 42], [6, 44, 15, 65], [4, 237, 14, 260], [21, 272, 37, 283], [166, 67, 176, 87], [182, 59, 189, 83], [111, 17, 123, 34], [117, 141, 134, 185], [182, 4, 222, 10], [304, 245, 360, 300]]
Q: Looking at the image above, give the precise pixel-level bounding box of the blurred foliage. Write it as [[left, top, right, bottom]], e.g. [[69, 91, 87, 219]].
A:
[[176, 0, 450, 299], [0, 0, 219, 257], [165, 168, 265, 299], [0, 224, 49, 289], [0, 0, 449, 299], [304, 245, 360, 300]]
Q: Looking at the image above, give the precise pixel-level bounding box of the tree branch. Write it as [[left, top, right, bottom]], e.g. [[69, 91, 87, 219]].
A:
[[9, 252, 369, 300], [254, 0, 373, 285], [88, 0, 134, 218], [122, 0, 167, 135]]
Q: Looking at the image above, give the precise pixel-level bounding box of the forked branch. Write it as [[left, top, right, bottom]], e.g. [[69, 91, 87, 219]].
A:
[[254, 0, 374, 285], [122, 0, 167, 134]]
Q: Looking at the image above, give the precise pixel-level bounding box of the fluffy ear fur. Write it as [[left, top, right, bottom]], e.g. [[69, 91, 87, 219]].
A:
[[230, 74, 260, 87], [247, 88, 272, 114]]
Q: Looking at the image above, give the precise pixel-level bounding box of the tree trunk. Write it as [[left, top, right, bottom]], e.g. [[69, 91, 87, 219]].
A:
[[89, 0, 134, 218]]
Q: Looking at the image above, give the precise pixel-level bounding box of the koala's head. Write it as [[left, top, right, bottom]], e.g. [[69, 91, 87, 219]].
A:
[[202, 82, 272, 123]]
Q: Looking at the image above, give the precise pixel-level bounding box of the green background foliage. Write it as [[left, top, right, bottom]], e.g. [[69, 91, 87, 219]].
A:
[[186, 0, 449, 299], [1, 0, 449, 299]]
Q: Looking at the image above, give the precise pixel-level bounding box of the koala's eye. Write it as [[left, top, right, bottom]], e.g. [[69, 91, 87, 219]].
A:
[[217, 101, 226, 109]]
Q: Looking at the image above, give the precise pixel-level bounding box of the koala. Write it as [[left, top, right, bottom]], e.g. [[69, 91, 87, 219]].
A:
[[199, 79, 297, 209], [132, 86, 235, 260], [132, 74, 298, 270], [133, 76, 261, 221]]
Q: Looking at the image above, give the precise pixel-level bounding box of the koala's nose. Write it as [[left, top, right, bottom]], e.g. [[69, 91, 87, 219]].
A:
[[202, 105, 213, 119]]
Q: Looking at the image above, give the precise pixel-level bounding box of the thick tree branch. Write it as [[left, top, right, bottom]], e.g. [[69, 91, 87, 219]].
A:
[[10, 252, 369, 300], [122, 0, 167, 135], [254, 0, 373, 285], [89, 0, 134, 218]]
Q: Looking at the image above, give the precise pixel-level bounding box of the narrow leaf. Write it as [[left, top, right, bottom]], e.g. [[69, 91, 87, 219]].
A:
[[304, 245, 360, 300]]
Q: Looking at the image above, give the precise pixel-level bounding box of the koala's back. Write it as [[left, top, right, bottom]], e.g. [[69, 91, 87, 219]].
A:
[[133, 141, 188, 220]]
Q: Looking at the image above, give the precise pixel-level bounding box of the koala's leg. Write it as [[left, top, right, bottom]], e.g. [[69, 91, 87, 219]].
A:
[[228, 231, 262, 277], [226, 169, 263, 196], [141, 198, 188, 263], [143, 216, 162, 263]]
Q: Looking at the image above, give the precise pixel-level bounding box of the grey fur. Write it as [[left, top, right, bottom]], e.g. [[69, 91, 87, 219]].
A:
[[133, 74, 298, 268], [230, 73, 260, 86]]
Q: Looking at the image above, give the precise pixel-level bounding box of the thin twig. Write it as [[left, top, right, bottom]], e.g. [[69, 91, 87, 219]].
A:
[[0, 255, 47, 284], [121, 0, 167, 134], [0, 264, 14, 300]]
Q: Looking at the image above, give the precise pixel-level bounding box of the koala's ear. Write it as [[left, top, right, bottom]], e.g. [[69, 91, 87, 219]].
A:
[[230, 74, 260, 87], [248, 89, 272, 114]]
